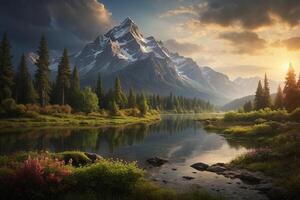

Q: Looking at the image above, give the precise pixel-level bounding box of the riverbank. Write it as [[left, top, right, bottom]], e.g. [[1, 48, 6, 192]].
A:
[[0, 151, 221, 200], [0, 110, 161, 130], [198, 109, 300, 199]]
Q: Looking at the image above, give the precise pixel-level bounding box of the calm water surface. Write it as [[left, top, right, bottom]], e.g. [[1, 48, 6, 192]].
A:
[[0, 114, 267, 200]]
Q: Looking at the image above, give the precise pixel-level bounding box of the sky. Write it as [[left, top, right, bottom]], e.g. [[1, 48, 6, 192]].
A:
[[1, 0, 300, 81]]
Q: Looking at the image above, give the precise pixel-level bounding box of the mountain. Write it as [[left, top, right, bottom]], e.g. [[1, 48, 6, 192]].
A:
[[221, 93, 276, 111], [25, 17, 281, 105], [233, 77, 281, 96]]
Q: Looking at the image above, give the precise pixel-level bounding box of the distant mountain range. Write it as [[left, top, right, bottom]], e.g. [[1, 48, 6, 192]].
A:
[[221, 93, 277, 111], [25, 17, 281, 105]]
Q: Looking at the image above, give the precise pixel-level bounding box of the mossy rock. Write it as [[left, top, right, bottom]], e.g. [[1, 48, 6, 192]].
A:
[[59, 151, 92, 166]]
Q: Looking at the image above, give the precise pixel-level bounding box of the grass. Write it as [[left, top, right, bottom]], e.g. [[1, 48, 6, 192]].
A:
[[0, 111, 160, 131], [203, 109, 300, 198], [0, 151, 221, 200]]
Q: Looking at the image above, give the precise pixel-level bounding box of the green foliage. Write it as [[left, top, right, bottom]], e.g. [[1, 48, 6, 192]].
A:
[[0, 33, 14, 101], [56, 48, 71, 105], [283, 63, 298, 111], [262, 73, 271, 108], [69, 67, 82, 111], [15, 54, 38, 104], [274, 85, 284, 109], [68, 159, 143, 197], [138, 94, 148, 116], [254, 80, 264, 110], [80, 87, 99, 113], [243, 101, 253, 112], [224, 109, 289, 122], [95, 74, 103, 108], [289, 108, 300, 122], [114, 77, 127, 108], [128, 88, 136, 108], [109, 100, 120, 116], [0, 98, 26, 117], [35, 35, 51, 106]]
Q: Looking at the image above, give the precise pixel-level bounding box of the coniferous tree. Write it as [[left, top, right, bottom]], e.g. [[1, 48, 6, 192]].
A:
[[262, 73, 271, 108], [35, 35, 51, 106], [274, 85, 284, 109], [56, 48, 71, 105], [114, 77, 127, 108], [283, 63, 297, 111], [243, 101, 253, 112], [254, 80, 264, 110], [0, 33, 14, 101], [128, 88, 136, 108], [15, 54, 37, 104], [69, 66, 82, 110], [109, 100, 119, 116], [138, 94, 148, 116], [95, 74, 103, 108]]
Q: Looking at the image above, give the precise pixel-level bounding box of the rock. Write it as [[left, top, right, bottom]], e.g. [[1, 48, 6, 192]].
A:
[[182, 176, 195, 180], [84, 152, 102, 162], [190, 162, 209, 171], [147, 157, 168, 167], [255, 183, 273, 192], [162, 180, 168, 184], [236, 171, 262, 184], [172, 168, 177, 171], [207, 165, 227, 173]]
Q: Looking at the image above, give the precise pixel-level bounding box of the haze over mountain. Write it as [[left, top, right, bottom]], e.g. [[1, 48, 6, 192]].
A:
[[26, 18, 280, 105]]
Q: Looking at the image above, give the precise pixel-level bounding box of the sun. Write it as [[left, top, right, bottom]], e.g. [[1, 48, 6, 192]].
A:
[[281, 61, 291, 73]]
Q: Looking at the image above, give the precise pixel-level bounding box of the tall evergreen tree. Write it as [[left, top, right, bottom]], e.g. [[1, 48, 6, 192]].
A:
[[35, 35, 51, 106], [243, 101, 253, 112], [262, 73, 271, 108], [254, 80, 264, 110], [114, 77, 127, 108], [56, 48, 71, 105], [95, 74, 103, 108], [138, 93, 148, 116], [274, 85, 284, 109], [15, 54, 37, 104], [69, 66, 82, 110], [0, 33, 14, 101], [283, 63, 297, 111], [128, 88, 136, 108]]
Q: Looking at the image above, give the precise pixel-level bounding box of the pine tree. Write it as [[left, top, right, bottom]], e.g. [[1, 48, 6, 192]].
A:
[[0, 33, 14, 101], [15, 54, 37, 104], [128, 88, 136, 108], [109, 100, 119, 116], [138, 94, 148, 116], [95, 74, 103, 108], [254, 80, 264, 110], [69, 66, 81, 110], [262, 73, 271, 108], [274, 85, 284, 109], [243, 101, 253, 112], [35, 35, 51, 106], [283, 63, 297, 111], [56, 48, 71, 105], [114, 77, 127, 108]]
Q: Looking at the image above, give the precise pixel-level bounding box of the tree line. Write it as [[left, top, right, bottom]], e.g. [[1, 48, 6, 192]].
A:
[[0, 33, 213, 114], [243, 63, 300, 112]]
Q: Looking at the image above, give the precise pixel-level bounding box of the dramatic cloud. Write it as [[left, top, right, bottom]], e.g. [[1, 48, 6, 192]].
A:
[[160, 5, 198, 18], [273, 37, 300, 51], [219, 31, 267, 54], [164, 39, 202, 55], [198, 0, 300, 29], [0, 0, 113, 55]]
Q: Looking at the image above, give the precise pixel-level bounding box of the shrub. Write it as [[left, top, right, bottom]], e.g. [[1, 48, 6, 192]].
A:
[[224, 109, 288, 122], [40, 105, 72, 115], [289, 108, 300, 122], [68, 159, 143, 198], [0, 99, 27, 117]]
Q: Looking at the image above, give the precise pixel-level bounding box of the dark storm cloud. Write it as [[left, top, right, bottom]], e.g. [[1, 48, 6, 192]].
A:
[[0, 0, 113, 54], [219, 31, 267, 54], [164, 39, 202, 55], [198, 0, 300, 29]]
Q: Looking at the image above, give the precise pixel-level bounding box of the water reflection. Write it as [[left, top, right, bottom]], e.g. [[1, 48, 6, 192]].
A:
[[0, 115, 252, 165]]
